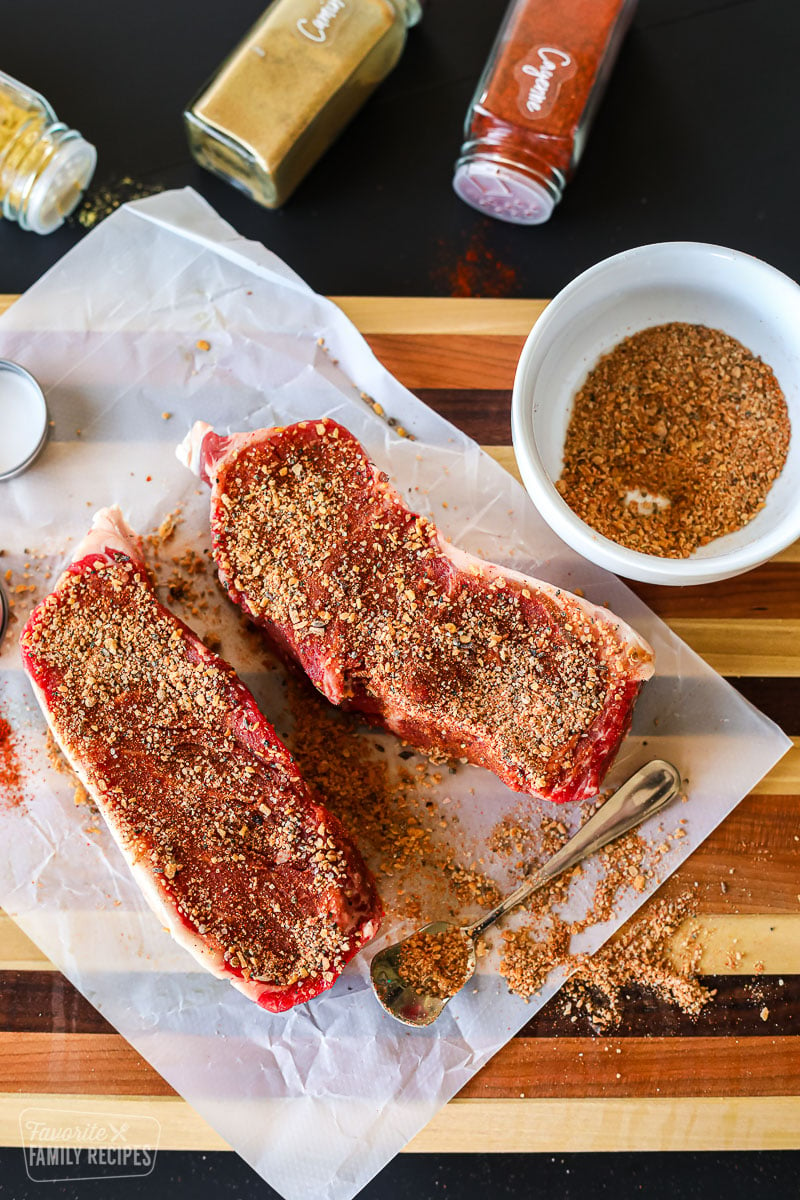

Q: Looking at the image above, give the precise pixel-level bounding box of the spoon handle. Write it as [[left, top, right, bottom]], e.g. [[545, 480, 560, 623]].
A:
[[466, 759, 682, 941]]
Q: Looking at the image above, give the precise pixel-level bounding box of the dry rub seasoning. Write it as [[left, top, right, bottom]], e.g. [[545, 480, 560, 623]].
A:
[[556, 322, 790, 557], [398, 927, 472, 998]]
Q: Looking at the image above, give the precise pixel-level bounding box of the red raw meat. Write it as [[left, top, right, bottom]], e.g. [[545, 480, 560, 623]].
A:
[[180, 419, 654, 804], [20, 507, 381, 1012]]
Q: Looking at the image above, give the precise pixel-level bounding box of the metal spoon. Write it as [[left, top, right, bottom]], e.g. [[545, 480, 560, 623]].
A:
[[370, 758, 682, 1027]]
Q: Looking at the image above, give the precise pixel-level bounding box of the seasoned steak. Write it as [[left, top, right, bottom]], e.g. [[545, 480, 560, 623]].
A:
[[20, 506, 381, 1012], [180, 419, 654, 804]]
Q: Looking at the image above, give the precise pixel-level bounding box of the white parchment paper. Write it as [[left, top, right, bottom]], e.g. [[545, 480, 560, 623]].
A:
[[0, 189, 790, 1200]]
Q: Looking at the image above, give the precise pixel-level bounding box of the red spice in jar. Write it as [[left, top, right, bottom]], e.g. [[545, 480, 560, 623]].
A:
[[453, 0, 636, 224]]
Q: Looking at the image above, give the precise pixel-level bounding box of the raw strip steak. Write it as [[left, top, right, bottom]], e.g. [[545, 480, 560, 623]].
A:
[[179, 420, 655, 804], [20, 506, 381, 1012]]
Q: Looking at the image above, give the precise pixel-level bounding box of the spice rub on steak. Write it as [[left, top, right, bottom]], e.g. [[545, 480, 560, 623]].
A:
[[179, 419, 654, 804], [19, 507, 381, 1013]]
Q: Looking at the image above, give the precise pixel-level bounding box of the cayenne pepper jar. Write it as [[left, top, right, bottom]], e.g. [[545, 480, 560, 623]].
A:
[[453, 0, 637, 225]]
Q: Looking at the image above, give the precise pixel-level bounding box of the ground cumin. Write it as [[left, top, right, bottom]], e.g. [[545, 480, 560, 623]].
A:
[[556, 322, 790, 557]]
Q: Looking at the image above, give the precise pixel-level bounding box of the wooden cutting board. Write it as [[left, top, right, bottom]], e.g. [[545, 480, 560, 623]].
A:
[[0, 294, 798, 1154]]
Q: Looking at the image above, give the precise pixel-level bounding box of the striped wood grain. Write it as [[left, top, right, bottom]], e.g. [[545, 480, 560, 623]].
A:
[[1, 1032, 797, 1101], [0, 292, 797, 1152], [2, 1093, 800, 1154]]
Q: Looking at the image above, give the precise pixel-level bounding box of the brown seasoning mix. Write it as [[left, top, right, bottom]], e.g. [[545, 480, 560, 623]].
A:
[[557, 323, 790, 557]]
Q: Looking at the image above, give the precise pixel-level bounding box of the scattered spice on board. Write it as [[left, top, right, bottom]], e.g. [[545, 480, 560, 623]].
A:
[[556, 323, 790, 557], [501, 892, 712, 1029], [398, 927, 472, 998]]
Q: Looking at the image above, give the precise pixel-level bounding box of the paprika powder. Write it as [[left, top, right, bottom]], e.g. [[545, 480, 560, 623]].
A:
[[453, 0, 637, 224]]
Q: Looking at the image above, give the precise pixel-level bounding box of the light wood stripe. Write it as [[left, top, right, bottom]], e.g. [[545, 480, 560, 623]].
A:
[[757, 739, 800, 793], [661, 619, 800, 677], [2, 911, 798, 975], [330, 296, 548, 335], [1, 1093, 227, 1152], [677, 915, 800, 974], [0, 295, 549, 336], [1, 1092, 799, 1152]]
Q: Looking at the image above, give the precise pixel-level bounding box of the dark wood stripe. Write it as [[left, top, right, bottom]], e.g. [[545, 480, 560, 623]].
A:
[[520, 976, 799, 1038], [633, 566, 800, 621], [415, 388, 511, 443], [1, 971, 796, 1039], [0, 971, 115, 1035], [727, 677, 799, 734]]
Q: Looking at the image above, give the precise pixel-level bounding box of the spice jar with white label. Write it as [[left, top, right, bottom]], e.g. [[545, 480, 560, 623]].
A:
[[0, 70, 96, 234], [185, 0, 422, 210], [453, 0, 636, 225]]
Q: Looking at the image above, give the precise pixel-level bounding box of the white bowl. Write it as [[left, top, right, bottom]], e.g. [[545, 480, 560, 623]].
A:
[[511, 242, 800, 585]]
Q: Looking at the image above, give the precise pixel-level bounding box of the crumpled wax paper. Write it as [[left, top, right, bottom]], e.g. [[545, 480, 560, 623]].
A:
[[0, 189, 790, 1200]]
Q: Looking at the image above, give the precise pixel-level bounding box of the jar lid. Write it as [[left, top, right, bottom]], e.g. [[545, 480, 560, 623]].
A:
[[453, 160, 556, 226], [0, 578, 8, 644], [26, 134, 97, 235], [0, 360, 49, 480]]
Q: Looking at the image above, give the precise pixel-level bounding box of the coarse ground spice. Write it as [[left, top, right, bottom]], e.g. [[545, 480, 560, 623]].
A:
[[209, 418, 652, 802], [21, 547, 380, 992], [556, 323, 790, 557], [0, 712, 24, 809], [398, 927, 472, 998], [283, 675, 502, 924], [500, 892, 712, 1029]]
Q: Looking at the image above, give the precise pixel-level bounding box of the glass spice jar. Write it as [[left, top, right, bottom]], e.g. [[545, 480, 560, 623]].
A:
[[453, 0, 637, 225], [184, 0, 422, 210], [0, 70, 96, 235]]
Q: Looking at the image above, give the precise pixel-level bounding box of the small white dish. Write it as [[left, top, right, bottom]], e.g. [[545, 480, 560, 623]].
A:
[[511, 242, 800, 585], [0, 359, 49, 481]]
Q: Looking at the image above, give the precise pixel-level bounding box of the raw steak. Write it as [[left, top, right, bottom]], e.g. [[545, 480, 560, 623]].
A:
[[20, 506, 381, 1012], [179, 419, 655, 804]]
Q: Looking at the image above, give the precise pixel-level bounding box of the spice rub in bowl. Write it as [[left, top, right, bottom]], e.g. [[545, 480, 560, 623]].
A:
[[512, 242, 800, 585], [556, 322, 790, 558]]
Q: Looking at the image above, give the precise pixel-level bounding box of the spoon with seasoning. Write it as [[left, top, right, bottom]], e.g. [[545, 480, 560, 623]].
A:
[[370, 759, 682, 1027]]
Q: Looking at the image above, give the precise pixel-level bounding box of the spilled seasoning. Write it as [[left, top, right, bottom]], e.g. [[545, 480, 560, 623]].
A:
[[434, 226, 520, 298], [283, 675, 501, 924], [0, 712, 24, 809], [72, 175, 164, 230]]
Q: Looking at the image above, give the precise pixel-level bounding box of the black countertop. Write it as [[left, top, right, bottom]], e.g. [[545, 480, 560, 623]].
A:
[[2, 0, 799, 298]]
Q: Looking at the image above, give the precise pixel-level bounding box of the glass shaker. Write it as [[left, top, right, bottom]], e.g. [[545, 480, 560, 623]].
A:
[[185, 0, 422, 210], [453, 0, 637, 225], [0, 70, 96, 234]]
